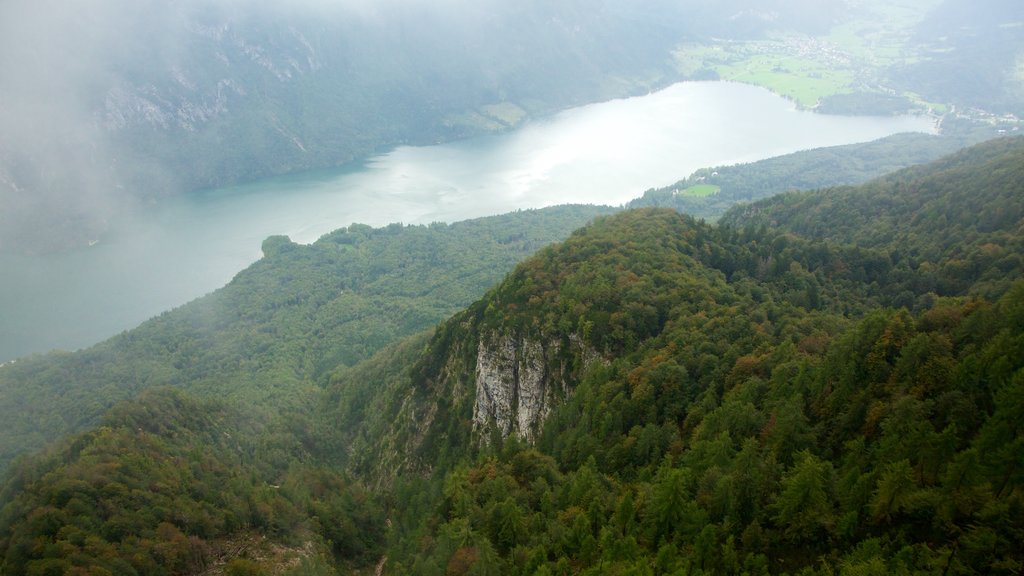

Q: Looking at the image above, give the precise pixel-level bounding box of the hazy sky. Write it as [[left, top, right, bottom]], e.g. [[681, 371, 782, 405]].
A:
[[1, 0, 1016, 254], [0, 0, 535, 243]]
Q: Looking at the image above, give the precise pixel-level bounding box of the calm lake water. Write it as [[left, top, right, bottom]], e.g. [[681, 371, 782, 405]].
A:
[[0, 82, 936, 361]]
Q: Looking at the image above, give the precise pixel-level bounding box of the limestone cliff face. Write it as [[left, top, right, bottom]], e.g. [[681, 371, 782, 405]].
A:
[[472, 331, 601, 442]]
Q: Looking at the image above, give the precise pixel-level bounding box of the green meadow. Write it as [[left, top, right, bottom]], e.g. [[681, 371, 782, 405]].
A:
[[678, 184, 720, 197], [673, 42, 855, 108], [672, 0, 952, 111], [715, 55, 853, 108]]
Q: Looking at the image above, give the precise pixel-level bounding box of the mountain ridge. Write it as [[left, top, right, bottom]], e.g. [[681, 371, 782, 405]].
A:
[[1, 138, 1022, 574], [0, 205, 614, 473]]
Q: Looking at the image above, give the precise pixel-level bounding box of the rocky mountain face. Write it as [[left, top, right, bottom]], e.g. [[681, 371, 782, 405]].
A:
[[442, 322, 606, 443], [349, 323, 603, 481], [333, 207, 724, 480], [473, 333, 559, 443], [472, 332, 602, 442], [332, 138, 1024, 484]]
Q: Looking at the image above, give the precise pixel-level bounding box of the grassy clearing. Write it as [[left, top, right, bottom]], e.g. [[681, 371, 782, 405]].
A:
[[715, 56, 853, 107], [902, 92, 949, 114], [678, 184, 720, 197], [480, 102, 527, 127], [673, 40, 856, 108], [672, 4, 957, 114], [443, 102, 529, 132]]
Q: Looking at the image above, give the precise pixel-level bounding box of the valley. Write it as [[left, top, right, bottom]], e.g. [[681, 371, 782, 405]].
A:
[[0, 81, 937, 362], [1, 137, 1021, 575], [0, 0, 1022, 574]]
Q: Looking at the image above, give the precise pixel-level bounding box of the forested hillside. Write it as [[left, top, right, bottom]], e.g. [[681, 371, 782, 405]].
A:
[[1, 139, 1022, 574], [893, 0, 1024, 116], [0, 388, 384, 575], [627, 118, 1017, 222], [325, 137, 1024, 573], [722, 136, 1024, 302], [0, 205, 612, 473], [628, 132, 961, 220]]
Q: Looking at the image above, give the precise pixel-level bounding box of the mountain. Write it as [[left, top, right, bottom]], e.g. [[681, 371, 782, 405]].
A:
[[0, 0, 672, 253], [0, 387, 384, 575], [893, 0, 1024, 116], [1, 138, 1022, 574], [721, 136, 1024, 302], [333, 137, 1024, 472], [322, 137, 1024, 573], [627, 132, 969, 220], [0, 0, 906, 255], [0, 205, 613, 473]]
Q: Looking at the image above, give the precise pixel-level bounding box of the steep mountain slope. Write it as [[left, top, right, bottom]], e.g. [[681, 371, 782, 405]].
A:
[[1, 139, 1022, 574], [324, 138, 1024, 573], [627, 132, 970, 220], [331, 138, 1024, 481], [0, 0, 672, 253], [893, 0, 1024, 116], [0, 205, 612, 474], [0, 388, 383, 575], [722, 136, 1024, 301]]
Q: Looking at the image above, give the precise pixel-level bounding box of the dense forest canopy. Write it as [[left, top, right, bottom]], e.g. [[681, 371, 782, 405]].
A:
[[0, 205, 613, 473], [1, 0, 1023, 571], [627, 132, 965, 220], [326, 138, 1024, 574], [1, 138, 1020, 574]]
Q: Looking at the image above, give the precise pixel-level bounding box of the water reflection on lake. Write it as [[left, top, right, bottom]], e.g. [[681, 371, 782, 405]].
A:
[[0, 81, 936, 360]]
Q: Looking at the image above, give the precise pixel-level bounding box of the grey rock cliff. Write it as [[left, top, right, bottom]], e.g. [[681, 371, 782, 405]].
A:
[[472, 331, 602, 442]]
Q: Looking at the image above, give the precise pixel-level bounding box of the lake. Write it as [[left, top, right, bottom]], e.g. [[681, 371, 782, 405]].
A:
[[0, 81, 936, 361]]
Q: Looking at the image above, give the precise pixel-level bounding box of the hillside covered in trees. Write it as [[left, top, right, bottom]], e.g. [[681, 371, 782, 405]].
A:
[[0, 138, 1022, 574], [0, 206, 612, 473], [322, 139, 1023, 574], [625, 123, 1005, 222]]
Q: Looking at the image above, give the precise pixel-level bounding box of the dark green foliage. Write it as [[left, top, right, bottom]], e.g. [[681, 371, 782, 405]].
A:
[[363, 140, 1024, 573], [627, 132, 972, 221], [226, 558, 265, 576], [386, 275, 1024, 574], [0, 388, 384, 575], [4, 138, 1024, 574], [722, 137, 1024, 302], [0, 205, 612, 473]]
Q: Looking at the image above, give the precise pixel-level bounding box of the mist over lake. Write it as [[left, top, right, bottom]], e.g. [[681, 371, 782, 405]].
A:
[[0, 81, 936, 361]]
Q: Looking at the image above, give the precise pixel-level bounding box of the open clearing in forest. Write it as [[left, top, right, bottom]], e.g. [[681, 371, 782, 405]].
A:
[[678, 184, 720, 197]]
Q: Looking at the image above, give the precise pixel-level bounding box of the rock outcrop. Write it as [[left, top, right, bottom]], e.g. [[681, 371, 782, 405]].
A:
[[472, 331, 602, 442]]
